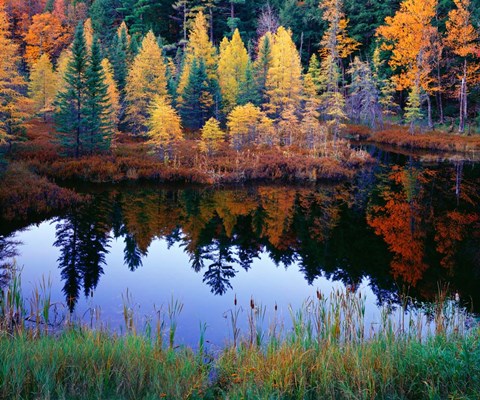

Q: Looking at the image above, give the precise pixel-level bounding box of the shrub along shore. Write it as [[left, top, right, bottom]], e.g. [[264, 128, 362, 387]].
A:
[[1, 271, 479, 400], [348, 124, 480, 154]]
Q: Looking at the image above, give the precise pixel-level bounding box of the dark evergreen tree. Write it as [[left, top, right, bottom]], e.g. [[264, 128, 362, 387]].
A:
[[111, 25, 129, 94], [90, 0, 122, 43], [55, 23, 89, 158], [84, 37, 113, 154], [238, 60, 260, 106], [279, 0, 325, 62], [44, 0, 54, 12], [179, 58, 216, 130], [344, 0, 401, 53]]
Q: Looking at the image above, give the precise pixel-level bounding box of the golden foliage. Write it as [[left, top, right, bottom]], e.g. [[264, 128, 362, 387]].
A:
[[101, 58, 121, 128], [28, 53, 57, 118], [227, 103, 274, 149], [0, 8, 28, 143], [147, 96, 183, 154], [200, 117, 224, 154], [125, 31, 168, 133], [217, 29, 249, 114], [265, 27, 303, 117], [177, 11, 217, 99]]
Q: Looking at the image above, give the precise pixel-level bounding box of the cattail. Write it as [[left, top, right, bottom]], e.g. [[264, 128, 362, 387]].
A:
[[234, 294, 237, 306], [274, 302, 277, 311], [316, 289, 322, 300], [250, 297, 255, 310]]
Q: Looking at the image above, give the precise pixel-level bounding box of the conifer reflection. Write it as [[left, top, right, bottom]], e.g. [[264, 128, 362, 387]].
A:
[[39, 158, 480, 312]]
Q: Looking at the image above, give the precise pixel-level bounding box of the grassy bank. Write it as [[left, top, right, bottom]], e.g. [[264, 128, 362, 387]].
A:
[[1, 271, 479, 399], [1, 328, 479, 399]]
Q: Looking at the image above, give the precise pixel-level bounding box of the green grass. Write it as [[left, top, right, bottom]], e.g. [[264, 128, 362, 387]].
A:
[[1, 270, 480, 399]]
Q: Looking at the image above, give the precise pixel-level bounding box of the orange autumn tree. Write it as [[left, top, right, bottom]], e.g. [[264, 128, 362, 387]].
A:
[[24, 12, 71, 66], [376, 0, 439, 128], [444, 0, 479, 133]]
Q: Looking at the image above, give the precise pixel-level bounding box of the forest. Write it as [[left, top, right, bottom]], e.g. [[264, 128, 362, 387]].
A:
[[0, 0, 479, 164]]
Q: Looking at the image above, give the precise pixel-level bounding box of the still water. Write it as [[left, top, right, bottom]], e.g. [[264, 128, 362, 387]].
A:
[[1, 149, 479, 346]]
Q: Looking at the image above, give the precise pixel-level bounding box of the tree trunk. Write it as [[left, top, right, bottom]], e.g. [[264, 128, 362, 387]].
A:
[[426, 95, 433, 130], [209, 7, 214, 42], [436, 62, 444, 124], [459, 59, 467, 134], [299, 31, 304, 64]]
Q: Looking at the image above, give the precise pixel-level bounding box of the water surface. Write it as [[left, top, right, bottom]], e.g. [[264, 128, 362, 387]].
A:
[[1, 149, 479, 345]]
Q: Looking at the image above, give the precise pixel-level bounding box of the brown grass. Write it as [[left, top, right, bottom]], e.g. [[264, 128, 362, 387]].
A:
[[10, 120, 373, 185]]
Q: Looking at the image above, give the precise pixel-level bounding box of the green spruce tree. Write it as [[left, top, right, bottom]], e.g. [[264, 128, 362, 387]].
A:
[[179, 58, 216, 130], [111, 24, 130, 94], [84, 37, 113, 154], [55, 23, 89, 158]]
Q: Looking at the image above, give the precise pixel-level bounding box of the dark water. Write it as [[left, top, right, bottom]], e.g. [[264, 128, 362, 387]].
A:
[[1, 149, 479, 345]]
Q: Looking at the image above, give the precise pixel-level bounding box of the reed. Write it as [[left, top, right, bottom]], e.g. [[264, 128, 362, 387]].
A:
[[0, 274, 479, 399]]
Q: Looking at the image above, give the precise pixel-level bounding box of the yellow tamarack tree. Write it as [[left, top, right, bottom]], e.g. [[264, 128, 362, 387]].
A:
[[101, 58, 121, 128], [54, 48, 72, 103], [83, 18, 94, 52], [28, 53, 57, 120], [177, 11, 217, 101], [265, 27, 303, 119], [217, 29, 249, 115], [147, 96, 183, 160], [125, 31, 169, 133], [200, 117, 224, 154], [227, 103, 274, 149], [0, 8, 28, 144], [318, 0, 358, 139]]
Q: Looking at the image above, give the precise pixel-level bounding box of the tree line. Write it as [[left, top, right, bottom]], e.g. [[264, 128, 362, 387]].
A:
[[0, 0, 479, 158]]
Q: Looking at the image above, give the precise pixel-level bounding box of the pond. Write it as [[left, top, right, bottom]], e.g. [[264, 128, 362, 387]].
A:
[[1, 148, 479, 346]]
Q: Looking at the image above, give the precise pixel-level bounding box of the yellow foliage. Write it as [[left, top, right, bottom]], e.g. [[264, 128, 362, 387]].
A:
[[227, 103, 274, 149], [177, 11, 217, 99], [200, 117, 224, 154], [0, 8, 28, 142], [101, 58, 121, 128], [28, 53, 57, 118], [125, 31, 168, 133], [319, 0, 359, 59], [55, 48, 72, 100], [265, 27, 303, 117], [83, 18, 94, 51], [217, 29, 249, 114], [147, 96, 183, 153]]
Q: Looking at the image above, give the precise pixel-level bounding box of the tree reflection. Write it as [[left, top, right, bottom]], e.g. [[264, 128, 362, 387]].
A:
[[54, 198, 111, 312], [0, 234, 19, 289], [8, 157, 475, 313]]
